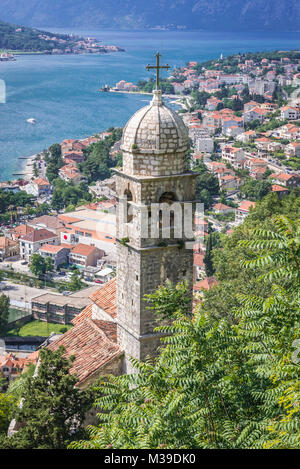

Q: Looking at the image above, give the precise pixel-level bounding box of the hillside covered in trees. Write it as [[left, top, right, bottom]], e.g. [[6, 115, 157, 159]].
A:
[[0, 0, 299, 32], [0, 20, 80, 52]]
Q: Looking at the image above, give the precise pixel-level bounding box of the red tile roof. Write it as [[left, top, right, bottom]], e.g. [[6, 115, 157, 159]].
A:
[[194, 276, 218, 291], [71, 243, 97, 257], [47, 318, 122, 386], [271, 184, 289, 192], [21, 229, 57, 243], [33, 177, 50, 186], [0, 352, 38, 370], [89, 278, 117, 319], [194, 253, 205, 267], [212, 203, 232, 211], [72, 278, 117, 325], [238, 200, 256, 212]]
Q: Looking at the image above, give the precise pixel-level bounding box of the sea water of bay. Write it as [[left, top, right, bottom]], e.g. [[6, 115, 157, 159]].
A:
[[0, 28, 299, 181]]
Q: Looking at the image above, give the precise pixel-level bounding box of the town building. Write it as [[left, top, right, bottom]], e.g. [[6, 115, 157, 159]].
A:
[[24, 177, 52, 198], [31, 285, 100, 324], [69, 244, 104, 268], [269, 173, 300, 188], [20, 229, 59, 261], [39, 244, 72, 269], [0, 353, 38, 389], [235, 201, 255, 224], [0, 237, 19, 261]]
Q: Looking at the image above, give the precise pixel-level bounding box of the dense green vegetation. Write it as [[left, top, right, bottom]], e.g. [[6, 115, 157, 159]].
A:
[[0, 294, 10, 335], [79, 127, 122, 183], [193, 160, 220, 208], [0, 189, 34, 223], [137, 78, 174, 94], [0, 20, 76, 52], [1, 347, 92, 449]]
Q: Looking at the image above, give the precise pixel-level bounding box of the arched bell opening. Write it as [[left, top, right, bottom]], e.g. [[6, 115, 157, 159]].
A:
[[124, 189, 133, 223], [158, 192, 180, 239]]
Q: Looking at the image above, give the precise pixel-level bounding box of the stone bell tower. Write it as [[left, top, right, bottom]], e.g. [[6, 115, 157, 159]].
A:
[[114, 55, 197, 373]]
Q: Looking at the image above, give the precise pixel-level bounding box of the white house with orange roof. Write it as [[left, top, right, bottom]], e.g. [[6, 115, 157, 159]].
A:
[[285, 142, 300, 158], [236, 129, 257, 143], [243, 101, 261, 112], [24, 177, 52, 197], [58, 163, 87, 185], [69, 243, 104, 268], [243, 107, 268, 123], [280, 106, 299, 120], [222, 145, 246, 168], [205, 97, 222, 111], [270, 172, 300, 188], [39, 243, 72, 269], [222, 115, 244, 134], [0, 353, 38, 388], [235, 200, 255, 224], [20, 228, 59, 261]]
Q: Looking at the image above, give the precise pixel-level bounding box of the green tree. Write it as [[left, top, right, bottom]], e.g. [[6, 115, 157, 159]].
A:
[[0, 393, 17, 436], [29, 254, 46, 278], [2, 347, 92, 449], [0, 294, 10, 335], [45, 256, 54, 274], [240, 178, 271, 201], [204, 234, 214, 276], [67, 271, 85, 292]]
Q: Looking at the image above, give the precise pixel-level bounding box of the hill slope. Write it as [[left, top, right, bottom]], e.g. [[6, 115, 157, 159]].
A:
[[0, 0, 299, 32], [0, 20, 75, 51]]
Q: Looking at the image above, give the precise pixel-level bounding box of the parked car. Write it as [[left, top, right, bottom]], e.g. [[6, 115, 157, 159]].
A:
[[94, 279, 103, 284]]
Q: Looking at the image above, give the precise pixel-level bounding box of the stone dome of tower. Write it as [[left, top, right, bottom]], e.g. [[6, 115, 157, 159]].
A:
[[121, 90, 190, 177]]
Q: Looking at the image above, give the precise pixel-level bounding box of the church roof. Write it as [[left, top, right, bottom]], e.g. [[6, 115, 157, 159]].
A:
[[72, 278, 117, 325], [121, 90, 189, 154], [47, 318, 122, 386]]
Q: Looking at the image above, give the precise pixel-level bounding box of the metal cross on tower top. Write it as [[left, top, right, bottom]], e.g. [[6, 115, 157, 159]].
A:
[[146, 52, 170, 90]]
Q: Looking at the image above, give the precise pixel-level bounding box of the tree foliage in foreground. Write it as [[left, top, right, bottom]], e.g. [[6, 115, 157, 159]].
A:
[[2, 347, 92, 449], [71, 211, 299, 449]]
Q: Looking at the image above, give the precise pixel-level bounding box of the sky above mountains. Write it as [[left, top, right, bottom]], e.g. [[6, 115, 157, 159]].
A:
[[0, 0, 299, 31]]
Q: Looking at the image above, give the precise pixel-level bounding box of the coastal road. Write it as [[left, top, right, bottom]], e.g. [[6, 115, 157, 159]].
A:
[[2, 280, 54, 310]]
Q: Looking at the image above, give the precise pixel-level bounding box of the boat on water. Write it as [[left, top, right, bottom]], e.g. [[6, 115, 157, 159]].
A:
[[99, 84, 110, 92], [26, 118, 37, 124]]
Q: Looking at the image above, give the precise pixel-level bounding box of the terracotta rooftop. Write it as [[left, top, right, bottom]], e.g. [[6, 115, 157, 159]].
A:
[[30, 215, 65, 230], [271, 172, 298, 181], [238, 200, 256, 212], [194, 253, 205, 267], [272, 184, 289, 192], [12, 224, 35, 238], [194, 276, 218, 291], [39, 243, 71, 254], [89, 278, 117, 319], [212, 203, 232, 210], [71, 243, 98, 256], [21, 228, 57, 243], [0, 352, 37, 370], [33, 177, 50, 186], [47, 318, 122, 386]]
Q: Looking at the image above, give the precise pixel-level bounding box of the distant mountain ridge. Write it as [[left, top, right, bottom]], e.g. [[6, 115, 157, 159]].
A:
[[0, 0, 299, 32]]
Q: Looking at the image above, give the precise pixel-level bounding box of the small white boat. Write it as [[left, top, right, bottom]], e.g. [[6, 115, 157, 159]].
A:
[[26, 118, 36, 124]]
